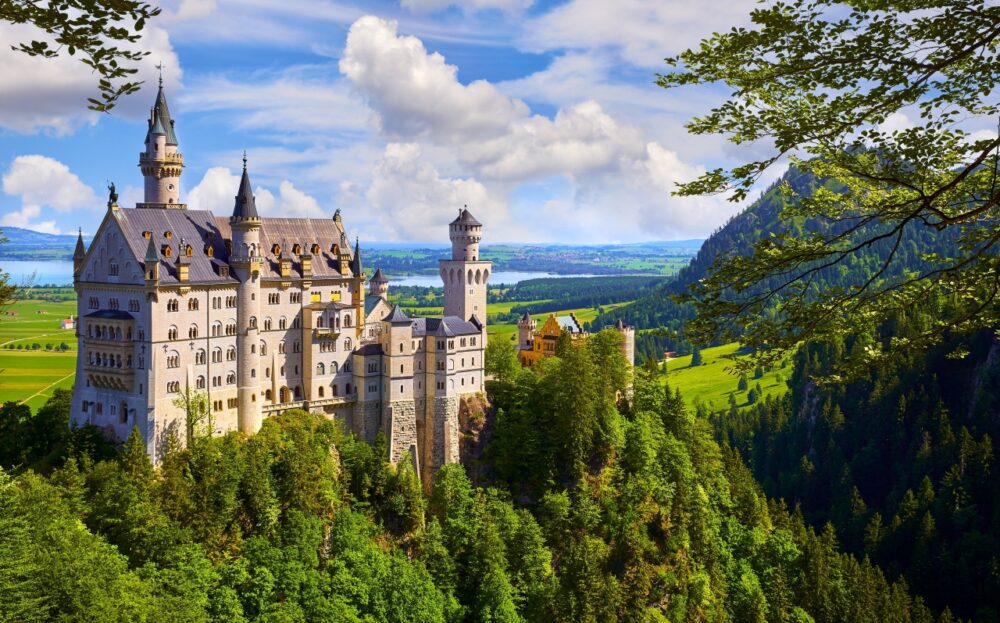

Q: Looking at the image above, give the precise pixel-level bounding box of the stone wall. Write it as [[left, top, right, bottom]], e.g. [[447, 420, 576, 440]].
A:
[[353, 399, 381, 444], [386, 399, 418, 469]]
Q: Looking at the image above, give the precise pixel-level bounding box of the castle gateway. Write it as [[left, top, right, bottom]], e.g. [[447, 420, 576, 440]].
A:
[[71, 83, 490, 483]]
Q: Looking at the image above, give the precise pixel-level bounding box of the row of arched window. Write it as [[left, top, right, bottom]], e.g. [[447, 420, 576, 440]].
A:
[[86, 324, 132, 341], [86, 351, 133, 369]]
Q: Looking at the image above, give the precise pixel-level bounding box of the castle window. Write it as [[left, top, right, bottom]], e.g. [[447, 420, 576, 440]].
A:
[[260, 341, 267, 355], [471, 337, 476, 346], [109, 298, 119, 310], [294, 386, 302, 399], [227, 372, 236, 385], [266, 367, 271, 378], [292, 244, 301, 255], [344, 338, 352, 350], [311, 244, 320, 255], [271, 244, 281, 256], [188, 325, 198, 339], [225, 240, 233, 255], [400, 385, 403, 394], [251, 369, 255, 378], [317, 363, 325, 375], [89, 297, 99, 309], [167, 381, 180, 393], [142, 230, 151, 239], [290, 292, 301, 304], [206, 246, 214, 258], [278, 342, 285, 354], [249, 316, 257, 328], [164, 230, 173, 240], [226, 296, 236, 308], [268, 293, 280, 305], [343, 314, 352, 327], [448, 340, 454, 349], [226, 323, 236, 336], [331, 361, 338, 373], [168, 326, 178, 341], [332, 384, 338, 396], [196, 376, 206, 389], [460, 338, 466, 347], [212, 348, 222, 363], [109, 261, 119, 276], [400, 364, 404, 374], [318, 386, 324, 398], [345, 383, 352, 394], [279, 317, 287, 330], [167, 352, 179, 368], [212, 322, 222, 337], [264, 317, 272, 330], [167, 299, 179, 312], [227, 347, 236, 361], [292, 317, 300, 329], [188, 298, 198, 311], [399, 343, 403, 353], [196, 349, 206, 364], [185, 245, 193, 257], [163, 245, 172, 258], [129, 299, 140, 312]]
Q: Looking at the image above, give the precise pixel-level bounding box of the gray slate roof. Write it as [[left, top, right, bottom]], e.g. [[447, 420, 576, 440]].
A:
[[145, 85, 179, 146], [556, 315, 583, 334], [410, 315, 482, 337], [450, 208, 481, 227], [114, 207, 355, 284], [371, 268, 387, 282], [232, 163, 259, 221], [383, 304, 410, 324]]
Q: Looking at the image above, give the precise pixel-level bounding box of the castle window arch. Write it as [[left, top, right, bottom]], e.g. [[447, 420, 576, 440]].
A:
[[227, 347, 236, 361], [188, 298, 199, 311], [212, 321, 222, 337], [163, 245, 172, 257], [109, 260, 119, 276], [475, 269, 481, 284], [318, 386, 324, 398], [468, 269, 473, 284], [344, 337, 352, 350], [279, 317, 287, 330], [264, 317, 272, 331], [265, 389, 273, 401], [195, 349, 206, 365], [206, 246, 214, 258], [249, 316, 257, 328], [227, 372, 236, 385], [196, 375, 206, 389], [164, 230, 173, 240], [260, 341, 267, 356], [317, 362, 325, 375], [343, 314, 352, 327], [185, 245, 193, 257], [189, 324, 199, 339], [167, 299, 179, 312], [212, 347, 222, 363], [331, 361, 338, 373], [483, 269, 489, 282], [168, 326, 178, 341], [332, 383, 338, 396]]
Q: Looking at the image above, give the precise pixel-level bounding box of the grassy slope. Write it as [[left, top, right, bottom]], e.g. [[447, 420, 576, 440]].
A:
[[662, 342, 790, 412], [0, 299, 78, 409]]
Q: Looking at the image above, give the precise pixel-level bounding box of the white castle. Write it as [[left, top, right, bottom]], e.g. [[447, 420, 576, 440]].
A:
[[70, 83, 490, 482]]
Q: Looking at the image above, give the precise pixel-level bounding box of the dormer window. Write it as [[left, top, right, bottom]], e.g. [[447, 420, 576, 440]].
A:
[[311, 244, 320, 255], [163, 245, 172, 257], [142, 230, 152, 239], [272, 243, 281, 256], [185, 245, 193, 257], [164, 231, 173, 240], [292, 244, 302, 255], [206, 246, 214, 257]]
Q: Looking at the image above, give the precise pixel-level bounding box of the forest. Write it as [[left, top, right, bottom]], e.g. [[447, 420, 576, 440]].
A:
[[0, 331, 946, 622]]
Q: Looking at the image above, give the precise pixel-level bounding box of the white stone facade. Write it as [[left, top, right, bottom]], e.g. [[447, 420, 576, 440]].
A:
[[70, 86, 490, 482]]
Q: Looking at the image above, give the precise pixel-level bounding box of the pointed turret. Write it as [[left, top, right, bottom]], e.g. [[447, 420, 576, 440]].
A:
[[369, 267, 389, 297], [145, 80, 178, 146], [231, 153, 260, 221], [143, 236, 160, 284], [73, 228, 86, 278], [351, 237, 363, 277]]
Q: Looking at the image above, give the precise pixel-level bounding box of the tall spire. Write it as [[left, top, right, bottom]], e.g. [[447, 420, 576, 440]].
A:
[[351, 236, 363, 277], [231, 153, 259, 221], [145, 80, 178, 146], [73, 228, 86, 260]]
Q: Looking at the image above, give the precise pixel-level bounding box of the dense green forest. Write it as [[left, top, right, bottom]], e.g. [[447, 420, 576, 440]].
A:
[[712, 307, 1000, 621], [592, 166, 961, 363], [1, 332, 944, 623]]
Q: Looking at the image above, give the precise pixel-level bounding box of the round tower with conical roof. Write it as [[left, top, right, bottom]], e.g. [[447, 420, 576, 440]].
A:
[[139, 77, 184, 207], [369, 268, 389, 298], [230, 154, 263, 434], [517, 311, 536, 352], [440, 207, 491, 323]]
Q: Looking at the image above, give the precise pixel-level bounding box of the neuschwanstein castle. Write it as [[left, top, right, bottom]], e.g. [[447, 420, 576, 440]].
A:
[[70, 83, 491, 483]]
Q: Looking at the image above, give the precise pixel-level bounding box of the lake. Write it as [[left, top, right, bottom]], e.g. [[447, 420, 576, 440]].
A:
[[1, 261, 602, 289]]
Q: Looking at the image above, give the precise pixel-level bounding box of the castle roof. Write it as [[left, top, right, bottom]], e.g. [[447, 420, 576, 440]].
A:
[[371, 267, 387, 282], [450, 208, 481, 227], [350, 237, 363, 277], [410, 315, 482, 337], [145, 84, 178, 146], [555, 314, 584, 334], [383, 304, 411, 324], [114, 208, 356, 284], [232, 156, 259, 221]]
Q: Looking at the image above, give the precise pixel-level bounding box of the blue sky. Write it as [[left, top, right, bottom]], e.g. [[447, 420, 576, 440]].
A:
[[0, 0, 777, 243]]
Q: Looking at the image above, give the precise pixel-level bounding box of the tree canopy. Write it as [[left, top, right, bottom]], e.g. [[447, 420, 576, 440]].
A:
[[661, 0, 1000, 376]]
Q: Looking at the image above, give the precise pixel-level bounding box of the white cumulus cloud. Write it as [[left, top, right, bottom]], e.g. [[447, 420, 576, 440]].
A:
[[187, 167, 326, 219], [1, 155, 98, 234]]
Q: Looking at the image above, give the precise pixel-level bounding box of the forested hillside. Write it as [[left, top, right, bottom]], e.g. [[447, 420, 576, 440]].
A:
[[0, 334, 942, 623], [591, 166, 960, 363], [713, 309, 1000, 620]]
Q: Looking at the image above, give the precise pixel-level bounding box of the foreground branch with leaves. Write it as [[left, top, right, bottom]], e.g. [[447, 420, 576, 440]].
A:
[[3, 0, 161, 112], [661, 0, 1000, 376]]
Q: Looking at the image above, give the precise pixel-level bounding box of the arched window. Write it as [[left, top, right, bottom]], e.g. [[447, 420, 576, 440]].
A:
[[265, 389, 273, 401], [188, 298, 199, 311], [331, 361, 338, 373], [227, 372, 236, 385], [343, 314, 352, 327], [332, 384, 338, 396], [188, 325, 198, 339], [167, 299, 179, 312], [271, 243, 281, 256], [195, 349, 206, 364], [279, 317, 287, 330], [311, 244, 320, 255], [317, 362, 325, 375], [264, 317, 272, 330], [260, 341, 267, 356], [249, 316, 257, 328], [345, 382, 352, 394], [213, 347, 222, 363], [292, 243, 301, 255], [168, 326, 178, 341], [185, 245, 193, 257], [318, 386, 324, 398], [109, 260, 119, 276], [196, 376, 206, 389], [227, 347, 236, 361], [344, 338, 352, 350]]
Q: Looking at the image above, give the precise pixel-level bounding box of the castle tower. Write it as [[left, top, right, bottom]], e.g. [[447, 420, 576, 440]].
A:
[[440, 207, 491, 323], [229, 155, 263, 434], [614, 318, 635, 366], [517, 311, 536, 351], [139, 77, 184, 208], [369, 268, 389, 298], [382, 305, 418, 470]]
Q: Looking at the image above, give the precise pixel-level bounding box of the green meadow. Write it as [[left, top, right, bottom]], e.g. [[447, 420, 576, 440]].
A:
[[660, 342, 790, 411], [0, 297, 78, 410]]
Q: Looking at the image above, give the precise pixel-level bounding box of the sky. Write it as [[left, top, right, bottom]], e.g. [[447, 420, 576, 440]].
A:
[[0, 0, 780, 243]]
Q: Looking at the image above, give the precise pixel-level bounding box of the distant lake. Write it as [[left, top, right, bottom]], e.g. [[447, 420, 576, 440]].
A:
[[3, 260, 74, 286], [0, 262, 607, 289], [391, 271, 602, 288]]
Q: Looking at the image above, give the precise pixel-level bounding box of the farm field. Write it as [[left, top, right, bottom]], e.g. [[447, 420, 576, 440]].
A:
[[0, 298, 78, 410], [662, 342, 789, 412]]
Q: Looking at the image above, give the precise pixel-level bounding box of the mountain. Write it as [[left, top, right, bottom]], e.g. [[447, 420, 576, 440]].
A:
[[591, 165, 960, 363], [0, 226, 90, 261]]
